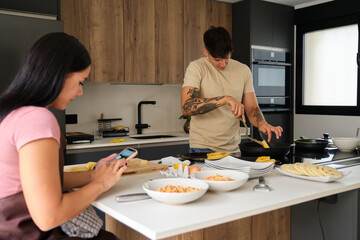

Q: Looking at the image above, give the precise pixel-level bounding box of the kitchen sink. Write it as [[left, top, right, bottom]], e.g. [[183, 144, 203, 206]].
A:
[[129, 134, 176, 139]]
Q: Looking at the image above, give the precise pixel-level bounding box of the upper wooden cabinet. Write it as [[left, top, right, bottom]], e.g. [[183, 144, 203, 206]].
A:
[[60, 0, 231, 84], [61, 0, 124, 83], [184, 0, 232, 69]]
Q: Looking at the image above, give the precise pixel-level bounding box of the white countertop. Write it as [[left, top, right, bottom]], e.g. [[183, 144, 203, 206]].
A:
[[92, 164, 360, 240], [66, 132, 189, 151]]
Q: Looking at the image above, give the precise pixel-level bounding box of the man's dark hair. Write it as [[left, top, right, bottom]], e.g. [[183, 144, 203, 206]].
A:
[[203, 26, 233, 58]]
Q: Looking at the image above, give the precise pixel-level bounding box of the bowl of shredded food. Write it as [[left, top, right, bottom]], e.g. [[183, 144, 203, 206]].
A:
[[191, 170, 249, 191], [143, 178, 209, 204]]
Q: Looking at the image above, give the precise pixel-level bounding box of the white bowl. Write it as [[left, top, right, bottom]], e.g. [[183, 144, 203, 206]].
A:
[[190, 170, 249, 191], [333, 137, 360, 152], [143, 178, 209, 205]]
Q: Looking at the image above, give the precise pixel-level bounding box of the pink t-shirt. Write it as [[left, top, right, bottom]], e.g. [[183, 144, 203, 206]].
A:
[[0, 106, 60, 198]]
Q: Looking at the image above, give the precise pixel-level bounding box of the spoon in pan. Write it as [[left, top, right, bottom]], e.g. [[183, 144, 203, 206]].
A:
[[240, 118, 267, 148]]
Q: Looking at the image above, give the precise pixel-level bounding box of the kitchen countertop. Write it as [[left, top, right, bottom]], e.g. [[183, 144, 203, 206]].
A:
[[66, 131, 190, 151], [66, 128, 247, 152], [92, 163, 360, 240]]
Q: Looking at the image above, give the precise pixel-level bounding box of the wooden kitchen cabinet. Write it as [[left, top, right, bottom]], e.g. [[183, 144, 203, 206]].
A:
[[61, 0, 124, 83], [233, 0, 294, 51], [61, 0, 231, 84], [184, 0, 232, 69], [155, 0, 184, 84], [106, 207, 290, 240]]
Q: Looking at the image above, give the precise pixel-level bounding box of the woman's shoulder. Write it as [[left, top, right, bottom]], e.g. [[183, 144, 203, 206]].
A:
[[8, 106, 57, 126]]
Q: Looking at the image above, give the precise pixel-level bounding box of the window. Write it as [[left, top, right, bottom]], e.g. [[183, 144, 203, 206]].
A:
[[296, 16, 360, 115]]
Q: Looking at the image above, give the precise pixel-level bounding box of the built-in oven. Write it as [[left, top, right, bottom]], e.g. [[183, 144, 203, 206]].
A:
[[251, 48, 292, 110], [249, 48, 293, 143]]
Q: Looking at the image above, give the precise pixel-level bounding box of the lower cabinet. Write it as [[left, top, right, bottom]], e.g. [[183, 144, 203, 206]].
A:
[[291, 189, 360, 240], [65, 142, 189, 165]]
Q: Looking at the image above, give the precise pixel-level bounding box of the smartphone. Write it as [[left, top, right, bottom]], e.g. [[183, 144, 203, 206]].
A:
[[108, 147, 138, 165]]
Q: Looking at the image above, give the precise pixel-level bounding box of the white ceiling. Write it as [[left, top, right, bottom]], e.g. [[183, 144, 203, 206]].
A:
[[216, 0, 334, 9]]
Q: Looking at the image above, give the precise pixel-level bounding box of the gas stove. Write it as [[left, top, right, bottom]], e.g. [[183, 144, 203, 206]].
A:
[[285, 147, 360, 169]]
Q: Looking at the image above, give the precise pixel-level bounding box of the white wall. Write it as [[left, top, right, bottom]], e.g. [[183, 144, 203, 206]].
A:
[[294, 114, 360, 139], [65, 83, 185, 135]]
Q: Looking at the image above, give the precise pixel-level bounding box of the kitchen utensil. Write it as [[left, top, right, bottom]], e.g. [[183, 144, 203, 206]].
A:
[[240, 118, 265, 147], [239, 142, 291, 159], [115, 193, 151, 202], [294, 137, 329, 151], [253, 177, 271, 192]]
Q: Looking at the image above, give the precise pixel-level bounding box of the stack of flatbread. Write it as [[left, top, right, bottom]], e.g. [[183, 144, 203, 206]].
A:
[[280, 163, 343, 178]]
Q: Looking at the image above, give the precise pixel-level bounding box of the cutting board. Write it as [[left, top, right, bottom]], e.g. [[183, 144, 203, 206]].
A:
[[124, 158, 169, 176], [64, 158, 169, 176]]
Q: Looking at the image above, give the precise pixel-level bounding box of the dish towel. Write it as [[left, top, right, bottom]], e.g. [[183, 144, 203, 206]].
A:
[[60, 206, 103, 238]]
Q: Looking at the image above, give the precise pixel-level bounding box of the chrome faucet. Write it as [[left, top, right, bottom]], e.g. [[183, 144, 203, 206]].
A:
[[135, 101, 156, 134]]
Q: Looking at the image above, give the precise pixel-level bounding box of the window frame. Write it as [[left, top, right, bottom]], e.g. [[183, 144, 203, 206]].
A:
[[295, 15, 360, 116]]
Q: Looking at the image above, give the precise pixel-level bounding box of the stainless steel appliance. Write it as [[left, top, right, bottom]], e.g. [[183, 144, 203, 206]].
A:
[[250, 48, 293, 143], [252, 48, 291, 95]]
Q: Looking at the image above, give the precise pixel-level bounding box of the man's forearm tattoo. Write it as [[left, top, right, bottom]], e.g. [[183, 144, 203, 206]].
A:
[[253, 107, 265, 122], [183, 88, 224, 115]]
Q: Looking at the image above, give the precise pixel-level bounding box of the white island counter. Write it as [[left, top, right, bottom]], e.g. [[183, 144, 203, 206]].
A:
[[92, 164, 360, 240]]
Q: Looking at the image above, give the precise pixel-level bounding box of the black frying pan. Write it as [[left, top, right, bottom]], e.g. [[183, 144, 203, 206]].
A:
[[239, 142, 292, 159], [294, 138, 329, 151]]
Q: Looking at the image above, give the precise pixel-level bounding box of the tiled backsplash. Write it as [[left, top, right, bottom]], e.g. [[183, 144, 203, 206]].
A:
[[65, 83, 185, 135]]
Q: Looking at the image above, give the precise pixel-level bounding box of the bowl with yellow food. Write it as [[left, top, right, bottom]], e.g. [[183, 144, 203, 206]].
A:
[[190, 169, 249, 192], [143, 178, 209, 205]]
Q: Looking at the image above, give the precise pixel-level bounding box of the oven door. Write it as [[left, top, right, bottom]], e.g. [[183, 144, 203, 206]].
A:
[[252, 63, 288, 97]]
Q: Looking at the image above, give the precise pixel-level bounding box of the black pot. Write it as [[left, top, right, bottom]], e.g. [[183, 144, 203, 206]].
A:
[[294, 139, 329, 151], [239, 142, 292, 159]]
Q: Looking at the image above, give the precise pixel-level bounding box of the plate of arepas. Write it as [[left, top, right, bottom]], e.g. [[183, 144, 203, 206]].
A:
[[277, 162, 351, 182]]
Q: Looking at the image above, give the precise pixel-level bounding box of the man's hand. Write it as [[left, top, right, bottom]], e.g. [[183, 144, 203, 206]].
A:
[[258, 121, 283, 142], [224, 96, 245, 120]]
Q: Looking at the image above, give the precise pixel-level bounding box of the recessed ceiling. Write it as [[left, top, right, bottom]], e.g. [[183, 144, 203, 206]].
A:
[[215, 0, 334, 9]]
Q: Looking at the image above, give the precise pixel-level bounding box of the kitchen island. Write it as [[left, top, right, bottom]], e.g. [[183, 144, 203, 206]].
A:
[[92, 164, 360, 240]]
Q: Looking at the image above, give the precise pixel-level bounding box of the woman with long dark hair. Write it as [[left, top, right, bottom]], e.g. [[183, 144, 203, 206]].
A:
[[0, 32, 124, 239]]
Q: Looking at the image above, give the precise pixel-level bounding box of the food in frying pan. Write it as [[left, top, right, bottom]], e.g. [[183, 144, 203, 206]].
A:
[[207, 152, 229, 160], [261, 140, 270, 148], [280, 163, 343, 178]]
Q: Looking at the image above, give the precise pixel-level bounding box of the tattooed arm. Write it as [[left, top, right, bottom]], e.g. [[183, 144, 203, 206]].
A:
[[181, 86, 245, 119], [242, 92, 283, 141]]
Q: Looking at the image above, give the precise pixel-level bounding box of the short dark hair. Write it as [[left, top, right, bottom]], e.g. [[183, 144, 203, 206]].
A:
[[0, 32, 91, 122], [203, 26, 233, 58]]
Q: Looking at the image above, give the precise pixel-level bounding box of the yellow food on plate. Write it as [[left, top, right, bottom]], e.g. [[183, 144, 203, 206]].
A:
[[205, 174, 234, 181], [156, 185, 203, 193], [207, 152, 229, 160], [255, 156, 276, 163], [280, 163, 343, 178], [261, 140, 270, 148]]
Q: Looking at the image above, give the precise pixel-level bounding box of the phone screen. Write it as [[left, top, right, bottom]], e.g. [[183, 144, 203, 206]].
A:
[[114, 148, 136, 160]]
